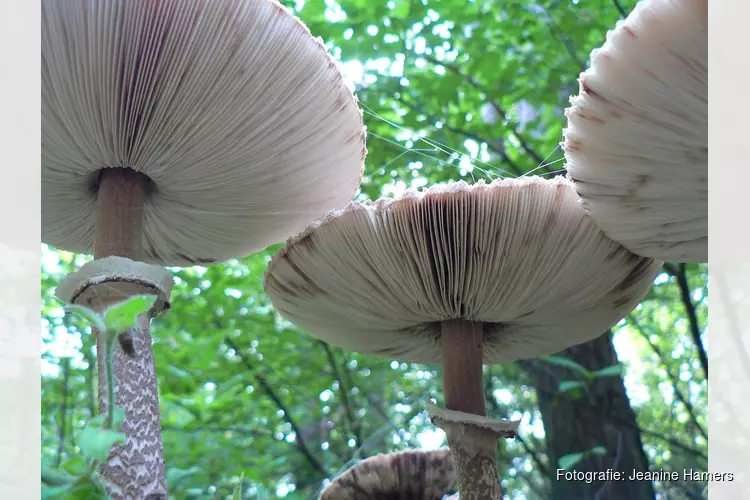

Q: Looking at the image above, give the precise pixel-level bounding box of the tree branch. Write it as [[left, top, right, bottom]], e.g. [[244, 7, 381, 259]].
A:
[[224, 337, 328, 476], [675, 264, 708, 378], [661, 262, 679, 276], [421, 54, 546, 166], [629, 318, 707, 440], [364, 392, 391, 422], [484, 374, 550, 479], [520, 368, 707, 461], [338, 352, 360, 411], [383, 10, 528, 179], [394, 93, 525, 177], [543, 12, 587, 73], [318, 341, 362, 447], [315, 398, 431, 499], [161, 424, 273, 437], [612, 0, 628, 18], [635, 427, 707, 461]]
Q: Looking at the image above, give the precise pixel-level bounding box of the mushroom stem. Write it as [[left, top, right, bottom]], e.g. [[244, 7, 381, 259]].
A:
[[94, 167, 150, 259], [441, 319, 485, 415], [440, 319, 503, 500], [91, 167, 168, 499]]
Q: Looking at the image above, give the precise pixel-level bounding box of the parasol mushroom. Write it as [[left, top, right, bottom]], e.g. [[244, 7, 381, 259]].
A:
[[319, 448, 457, 500], [562, 0, 708, 263], [42, 0, 366, 497], [264, 176, 663, 500]]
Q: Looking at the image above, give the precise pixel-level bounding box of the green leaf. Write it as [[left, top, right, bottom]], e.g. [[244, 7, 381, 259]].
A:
[[59, 456, 89, 477], [41, 484, 72, 499], [233, 471, 245, 500], [558, 452, 585, 470], [65, 476, 107, 500], [540, 355, 591, 376], [78, 424, 126, 462], [166, 466, 202, 489], [588, 445, 607, 456], [389, 0, 411, 19], [84, 415, 107, 430], [65, 305, 106, 332], [593, 364, 624, 378], [103, 295, 157, 334], [42, 465, 79, 486], [558, 380, 587, 393]]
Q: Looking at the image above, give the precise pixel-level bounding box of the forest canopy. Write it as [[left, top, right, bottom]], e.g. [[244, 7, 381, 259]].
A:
[[40, 0, 708, 498]]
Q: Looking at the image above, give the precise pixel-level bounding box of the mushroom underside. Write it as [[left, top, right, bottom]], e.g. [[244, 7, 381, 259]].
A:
[[42, 0, 367, 266], [265, 176, 663, 365]]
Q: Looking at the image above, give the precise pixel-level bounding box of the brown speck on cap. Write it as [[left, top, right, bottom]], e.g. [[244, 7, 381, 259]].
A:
[[612, 296, 632, 308], [635, 174, 650, 188]]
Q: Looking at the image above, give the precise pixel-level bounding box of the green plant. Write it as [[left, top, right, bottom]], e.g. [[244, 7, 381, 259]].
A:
[[41, 295, 157, 499], [540, 355, 624, 400], [558, 446, 608, 471]]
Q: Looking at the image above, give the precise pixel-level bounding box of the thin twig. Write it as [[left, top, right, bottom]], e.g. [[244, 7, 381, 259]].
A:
[[364, 392, 391, 421], [612, 0, 628, 18], [484, 374, 550, 499], [318, 341, 362, 447], [311, 399, 429, 500], [395, 94, 525, 177], [544, 11, 587, 72], [662, 263, 679, 276], [484, 373, 550, 478], [338, 352, 360, 410], [629, 317, 707, 439], [161, 424, 273, 437], [421, 54, 546, 166], [388, 5, 523, 179], [358, 82, 524, 177], [224, 337, 328, 476], [675, 264, 708, 378], [519, 364, 707, 461], [636, 427, 707, 461]]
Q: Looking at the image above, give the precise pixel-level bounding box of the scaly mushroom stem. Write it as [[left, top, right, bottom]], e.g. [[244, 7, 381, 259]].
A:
[[440, 319, 503, 500], [92, 167, 168, 499]]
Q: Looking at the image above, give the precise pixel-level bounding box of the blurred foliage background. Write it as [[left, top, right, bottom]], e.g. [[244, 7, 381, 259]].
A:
[[41, 0, 708, 498]]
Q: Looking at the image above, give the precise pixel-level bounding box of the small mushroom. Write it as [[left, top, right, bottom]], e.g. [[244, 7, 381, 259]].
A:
[[42, 0, 366, 497], [562, 0, 708, 263], [319, 448, 457, 500], [265, 176, 663, 499]]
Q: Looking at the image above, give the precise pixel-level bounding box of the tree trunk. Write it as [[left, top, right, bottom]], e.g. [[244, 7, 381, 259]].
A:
[[522, 331, 655, 500]]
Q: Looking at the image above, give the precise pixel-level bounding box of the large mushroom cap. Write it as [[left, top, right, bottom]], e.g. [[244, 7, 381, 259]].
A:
[[562, 0, 707, 263], [264, 177, 662, 364], [319, 448, 456, 500], [42, 0, 366, 266]]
